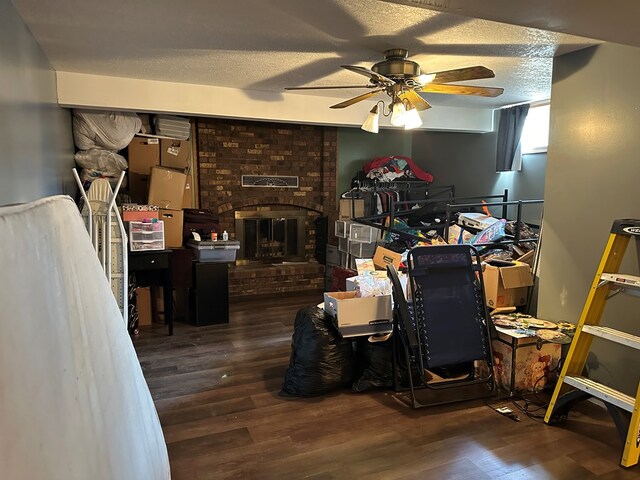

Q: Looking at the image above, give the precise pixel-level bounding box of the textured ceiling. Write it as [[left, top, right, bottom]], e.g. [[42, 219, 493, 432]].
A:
[[12, 0, 597, 109], [384, 0, 640, 48]]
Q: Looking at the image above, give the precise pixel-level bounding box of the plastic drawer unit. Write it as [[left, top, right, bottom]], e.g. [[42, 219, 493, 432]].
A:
[[129, 220, 164, 251]]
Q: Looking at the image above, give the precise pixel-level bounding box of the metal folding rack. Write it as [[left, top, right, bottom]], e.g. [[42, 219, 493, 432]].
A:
[[72, 169, 128, 326]]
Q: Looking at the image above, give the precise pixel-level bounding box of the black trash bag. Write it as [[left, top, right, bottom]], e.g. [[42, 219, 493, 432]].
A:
[[352, 336, 394, 393], [281, 307, 355, 397]]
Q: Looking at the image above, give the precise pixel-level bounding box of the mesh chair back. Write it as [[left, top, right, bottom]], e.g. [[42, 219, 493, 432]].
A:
[[408, 245, 489, 369]]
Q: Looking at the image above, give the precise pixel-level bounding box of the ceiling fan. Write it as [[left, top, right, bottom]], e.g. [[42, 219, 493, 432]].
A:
[[285, 48, 503, 132]]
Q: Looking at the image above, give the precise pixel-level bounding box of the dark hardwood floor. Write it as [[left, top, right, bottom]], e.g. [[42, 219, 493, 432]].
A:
[[133, 292, 639, 479]]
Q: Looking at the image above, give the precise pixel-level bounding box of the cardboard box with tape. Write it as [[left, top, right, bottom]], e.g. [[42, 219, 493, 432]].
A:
[[373, 246, 402, 271], [147, 166, 187, 210], [482, 260, 534, 308]]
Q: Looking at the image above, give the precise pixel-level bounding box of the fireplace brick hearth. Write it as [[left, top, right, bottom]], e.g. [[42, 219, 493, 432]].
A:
[[196, 118, 338, 297]]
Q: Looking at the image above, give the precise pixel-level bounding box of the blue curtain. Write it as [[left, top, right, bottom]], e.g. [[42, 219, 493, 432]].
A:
[[496, 104, 529, 172]]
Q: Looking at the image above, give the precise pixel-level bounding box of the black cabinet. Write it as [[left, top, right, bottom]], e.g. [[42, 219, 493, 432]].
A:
[[190, 262, 229, 326], [129, 250, 173, 335]]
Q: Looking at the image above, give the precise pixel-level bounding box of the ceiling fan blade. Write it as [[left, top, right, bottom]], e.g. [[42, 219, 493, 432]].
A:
[[423, 83, 504, 97], [285, 85, 376, 91], [341, 65, 395, 85], [400, 90, 432, 111], [429, 66, 496, 84], [330, 89, 385, 109]]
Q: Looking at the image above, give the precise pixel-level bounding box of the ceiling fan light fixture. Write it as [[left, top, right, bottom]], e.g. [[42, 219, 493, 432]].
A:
[[390, 100, 407, 127], [404, 105, 423, 130], [361, 104, 380, 133], [417, 73, 436, 85]]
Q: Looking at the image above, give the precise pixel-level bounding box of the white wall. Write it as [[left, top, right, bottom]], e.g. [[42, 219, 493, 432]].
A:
[[0, 0, 74, 205], [538, 44, 640, 394]]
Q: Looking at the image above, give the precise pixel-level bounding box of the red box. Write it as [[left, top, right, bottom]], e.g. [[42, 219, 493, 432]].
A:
[[122, 210, 158, 222]]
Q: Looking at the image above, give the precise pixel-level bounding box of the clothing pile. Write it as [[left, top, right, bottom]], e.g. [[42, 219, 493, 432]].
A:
[[363, 155, 434, 183]]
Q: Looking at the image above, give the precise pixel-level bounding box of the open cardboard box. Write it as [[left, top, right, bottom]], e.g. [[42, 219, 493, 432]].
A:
[[323, 291, 392, 337], [482, 260, 533, 308]]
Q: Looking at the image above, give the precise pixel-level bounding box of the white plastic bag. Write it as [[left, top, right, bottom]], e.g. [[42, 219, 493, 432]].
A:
[[74, 148, 128, 172], [73, 109, 141, 151]]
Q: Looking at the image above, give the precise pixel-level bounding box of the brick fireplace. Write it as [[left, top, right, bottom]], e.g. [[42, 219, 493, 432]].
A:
[[196, 118, 337, 297]]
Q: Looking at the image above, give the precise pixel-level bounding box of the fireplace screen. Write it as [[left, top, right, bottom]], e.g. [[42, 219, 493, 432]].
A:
[[235, 210, 306, 263]]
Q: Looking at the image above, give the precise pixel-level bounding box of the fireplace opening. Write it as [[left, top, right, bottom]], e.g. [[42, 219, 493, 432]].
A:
[[235, 210, 307, 264]]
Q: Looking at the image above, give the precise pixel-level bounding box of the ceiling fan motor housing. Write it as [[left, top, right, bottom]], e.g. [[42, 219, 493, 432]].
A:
[[372, 48, 421, 79]]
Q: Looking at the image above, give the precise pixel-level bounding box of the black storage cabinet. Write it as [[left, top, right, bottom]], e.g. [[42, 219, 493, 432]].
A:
[[190, 261, 229, 326]]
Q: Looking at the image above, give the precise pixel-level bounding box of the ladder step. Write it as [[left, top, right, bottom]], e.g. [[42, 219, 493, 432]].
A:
[[601, 273, 640, 289], [582, 325, 640, 350], [563, 375, 635, 412]]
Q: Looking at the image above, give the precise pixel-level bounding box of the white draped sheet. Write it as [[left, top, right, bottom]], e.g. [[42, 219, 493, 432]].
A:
[[0, 196, 170, 480]]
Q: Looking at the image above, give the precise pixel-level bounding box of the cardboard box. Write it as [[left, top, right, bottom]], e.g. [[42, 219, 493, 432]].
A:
[[159, 209, 184, 248], [183, 175, 193, 208], [323, 291, 392, 337], [136, 287, 152, 326], [160, 139, 191, 170], [128, 136, 160, 175], [147, 166, 187, 210], [482, 260, 534, 308], [339, 198, 365, 219], [492, 328, 561, 393], [373, 246, 402, 271], [128, 173, 150, 204], [458, 212, 500, 231], [122, 210, 158, 222]]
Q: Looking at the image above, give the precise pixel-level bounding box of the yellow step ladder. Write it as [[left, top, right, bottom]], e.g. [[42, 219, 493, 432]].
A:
[[544, 219, 640, 468]]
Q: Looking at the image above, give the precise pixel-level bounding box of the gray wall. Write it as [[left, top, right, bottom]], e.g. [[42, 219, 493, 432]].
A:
[[0, 0, 74, 205], [411, 114, 546, 224], [337, 127, 412, 197], [538, 44, 640, 394]]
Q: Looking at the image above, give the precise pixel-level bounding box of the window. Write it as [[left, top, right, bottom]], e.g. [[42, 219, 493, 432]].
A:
[[521, 102, 550, 154]]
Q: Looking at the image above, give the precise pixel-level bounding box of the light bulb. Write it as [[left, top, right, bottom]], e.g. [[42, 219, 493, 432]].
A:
[[390, 101, 407, 127]]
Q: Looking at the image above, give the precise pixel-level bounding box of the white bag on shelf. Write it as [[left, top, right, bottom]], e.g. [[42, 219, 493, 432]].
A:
[[73, 109, 142, 151], [74, 148, 128, 172]]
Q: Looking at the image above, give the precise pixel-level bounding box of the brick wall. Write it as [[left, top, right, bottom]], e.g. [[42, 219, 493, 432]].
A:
[[196, 118, 338, 297]]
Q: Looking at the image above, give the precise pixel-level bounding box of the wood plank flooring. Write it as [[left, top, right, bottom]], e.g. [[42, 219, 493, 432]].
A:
[[133, 292, 639, 479]]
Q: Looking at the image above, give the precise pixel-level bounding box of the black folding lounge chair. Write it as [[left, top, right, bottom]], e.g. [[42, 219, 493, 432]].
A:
[[387, 244, 496, 408]]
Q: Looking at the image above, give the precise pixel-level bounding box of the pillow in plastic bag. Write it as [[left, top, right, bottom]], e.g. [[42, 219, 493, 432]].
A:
[[75, 148, 128, 172], [73, 110, 141, 151]]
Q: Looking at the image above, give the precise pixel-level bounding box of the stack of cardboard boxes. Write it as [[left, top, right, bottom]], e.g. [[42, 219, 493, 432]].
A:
[[127, 136, 193, 248]]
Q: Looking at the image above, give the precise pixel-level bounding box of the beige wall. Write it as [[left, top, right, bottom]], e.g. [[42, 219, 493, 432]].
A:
[[538, 44, 640, 394], [0, 0, 74, 205]]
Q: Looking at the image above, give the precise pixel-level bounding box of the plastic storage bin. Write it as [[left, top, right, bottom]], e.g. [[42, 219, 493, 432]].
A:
[[349, 223, 378, 243], [129, 220, 164, 251], [348, 240, 377, 258], [188, 239, 240, 263], [338, 237, 349, 253], [335, 220, 352, 238]]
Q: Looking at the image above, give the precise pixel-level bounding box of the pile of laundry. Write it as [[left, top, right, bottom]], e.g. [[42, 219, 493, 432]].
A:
[[363, 155, 433, 183]]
